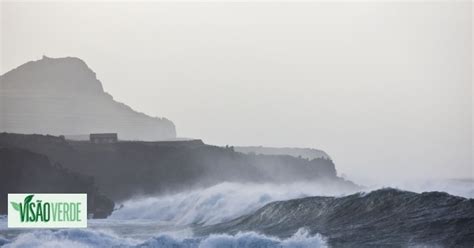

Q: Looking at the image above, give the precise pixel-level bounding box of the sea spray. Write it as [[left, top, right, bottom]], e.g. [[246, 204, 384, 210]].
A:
[[110, 182, 359, 225]]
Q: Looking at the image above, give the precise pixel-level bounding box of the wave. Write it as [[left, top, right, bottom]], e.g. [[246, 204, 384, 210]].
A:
[[110, 182, 358, 225], [0, 228, 327, 248], [198, 188, 474, 247], [0, 229, 138, 248], [0, 237, 9, 247]]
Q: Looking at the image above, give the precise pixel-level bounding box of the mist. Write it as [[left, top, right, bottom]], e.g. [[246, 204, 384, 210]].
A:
[[110, 182, 360, 226], [1, 1, 472, 184]]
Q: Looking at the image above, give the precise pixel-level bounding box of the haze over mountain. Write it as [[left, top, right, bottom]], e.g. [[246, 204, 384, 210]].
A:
[[2, 2, 470, 183], [0, 56, 176, 141], [235, 146, 330, 160]]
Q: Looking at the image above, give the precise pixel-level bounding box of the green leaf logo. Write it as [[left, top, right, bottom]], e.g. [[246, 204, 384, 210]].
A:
[[10, 202, 20, 212], [24, 194, 34, 205]]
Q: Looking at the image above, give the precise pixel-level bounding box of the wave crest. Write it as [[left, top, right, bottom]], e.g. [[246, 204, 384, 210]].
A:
[[111, 182, 356, 225]]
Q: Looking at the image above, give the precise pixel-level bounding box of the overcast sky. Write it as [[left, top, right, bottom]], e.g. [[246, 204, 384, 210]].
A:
[[1, 1, 472, 184]]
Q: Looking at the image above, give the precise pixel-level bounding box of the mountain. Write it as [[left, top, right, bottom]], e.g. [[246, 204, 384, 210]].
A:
[[197, 188, 474, 247], [234, 146, 330, 160], [0, 147, 114, 218], [0, 133, 358, 201], [0, 56, 176, 141]]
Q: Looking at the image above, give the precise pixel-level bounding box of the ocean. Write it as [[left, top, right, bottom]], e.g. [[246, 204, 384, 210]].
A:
[[1, 180, 472, 248]]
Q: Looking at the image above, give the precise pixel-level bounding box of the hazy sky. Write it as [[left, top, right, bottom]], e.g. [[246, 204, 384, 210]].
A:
[[1, 1, 472, 184]]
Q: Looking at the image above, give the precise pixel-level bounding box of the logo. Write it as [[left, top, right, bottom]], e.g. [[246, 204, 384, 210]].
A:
[[8, 194, 87, 228]]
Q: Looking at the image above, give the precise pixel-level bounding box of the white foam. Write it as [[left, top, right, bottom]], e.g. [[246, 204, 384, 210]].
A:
[[198, 228, 327, 248], [2, 228, 327, 248], [1, 229, 139, 248], [111, 182, 358, 225]]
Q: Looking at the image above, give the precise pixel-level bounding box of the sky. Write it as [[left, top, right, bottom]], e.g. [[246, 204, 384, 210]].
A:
[[1, 1, 472, 184]]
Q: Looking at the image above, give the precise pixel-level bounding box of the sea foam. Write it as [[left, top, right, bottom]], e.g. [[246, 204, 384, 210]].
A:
[[1, 228, 327, 248]]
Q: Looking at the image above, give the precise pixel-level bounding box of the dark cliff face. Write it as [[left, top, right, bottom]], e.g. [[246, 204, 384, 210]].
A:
[[0, 133, 357, 201], [198, 188, 474, 247], [0, 147, 114, 218], [0, 56, 176, 141]]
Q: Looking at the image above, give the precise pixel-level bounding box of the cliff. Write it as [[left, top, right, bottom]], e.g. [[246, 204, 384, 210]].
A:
[[0, 147, 114, 218], [0, 133, 357, 201], [0, 56, 176, 141]]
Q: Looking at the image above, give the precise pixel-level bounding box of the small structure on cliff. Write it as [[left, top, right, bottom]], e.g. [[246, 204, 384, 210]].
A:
[[90, 133, 118, 144]]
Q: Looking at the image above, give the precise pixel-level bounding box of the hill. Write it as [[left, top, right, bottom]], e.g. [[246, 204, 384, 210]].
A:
[[0, 56, 176, 141]]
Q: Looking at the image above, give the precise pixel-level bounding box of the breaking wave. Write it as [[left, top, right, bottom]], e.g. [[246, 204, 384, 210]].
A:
[[111, 178, 473, 228], [0, 228, 327, 248], [110, 182, 358, 225], [196, 188, 474, 247]]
